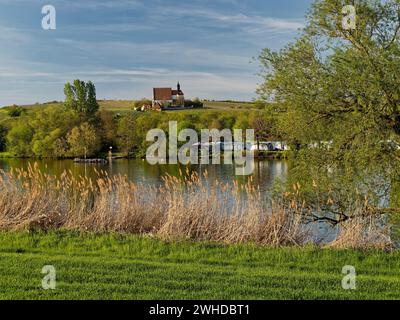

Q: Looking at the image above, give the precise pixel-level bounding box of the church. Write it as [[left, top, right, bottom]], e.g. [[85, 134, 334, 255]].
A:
[[152, 82, 185, 109]]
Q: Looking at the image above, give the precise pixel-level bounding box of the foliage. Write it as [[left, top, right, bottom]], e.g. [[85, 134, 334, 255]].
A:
[[116, 112, 139, 155], [98, 109, 117, 150], [0, 124, 6, 152], [67, 122, 101, 158], [6, 105, 25, 118], [258, 0, 400, 206], [64, 80, 99, 118], [3, 106, 277, 158], [184, 98, 204, 108], [115, 109, 278, 157], [28, 106, 80, 158], [6, 122, 34, 157]]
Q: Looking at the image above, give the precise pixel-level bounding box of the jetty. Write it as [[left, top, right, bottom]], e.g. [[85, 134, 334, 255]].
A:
[[73, 158, 108, 164]]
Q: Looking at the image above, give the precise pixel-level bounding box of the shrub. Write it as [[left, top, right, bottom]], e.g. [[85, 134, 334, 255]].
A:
[[7, 105, 25, 118]]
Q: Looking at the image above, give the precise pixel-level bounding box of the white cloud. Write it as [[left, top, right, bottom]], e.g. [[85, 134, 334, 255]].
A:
[[53, 38, 253, 70], [0, 64, 258, 105], [0, 25, 30, 43], [158, 7, 304, 31]]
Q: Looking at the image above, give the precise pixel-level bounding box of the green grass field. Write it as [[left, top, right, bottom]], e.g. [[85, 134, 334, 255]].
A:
[[0, 231, 398, 300], [0, 100, 258, 115]]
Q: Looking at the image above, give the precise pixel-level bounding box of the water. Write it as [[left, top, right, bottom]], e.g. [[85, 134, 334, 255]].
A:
[[0, 158, 379, 245], [0, 158, 289, 193]]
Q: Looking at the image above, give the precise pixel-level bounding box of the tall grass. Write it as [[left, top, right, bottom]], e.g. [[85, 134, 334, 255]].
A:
[[0, 163, 392, 249]]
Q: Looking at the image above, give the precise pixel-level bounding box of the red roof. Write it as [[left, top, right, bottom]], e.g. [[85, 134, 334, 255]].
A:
[[153, 88, 172, 100]]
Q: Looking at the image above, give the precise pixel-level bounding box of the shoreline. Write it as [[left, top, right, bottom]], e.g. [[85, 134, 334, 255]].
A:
[[0, 151, 291, 161]]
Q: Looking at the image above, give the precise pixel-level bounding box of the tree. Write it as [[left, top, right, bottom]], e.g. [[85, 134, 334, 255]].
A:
[[0, 124, 7, 152], [6, 123, 34, 157], [184, 98, 204, 108], [32, 129, 63, 158], [7, 105, 25, 118], [28, 106, 80, 158], [98, 109, 117, 150], [67, 122, 101, 158], [259, 0, 400, 164], [64, 80, 99, 118], [258, 0, 400, 212]]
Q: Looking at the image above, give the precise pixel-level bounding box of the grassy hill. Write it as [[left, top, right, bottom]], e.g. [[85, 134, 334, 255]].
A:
[[0, 99, 259, 117]]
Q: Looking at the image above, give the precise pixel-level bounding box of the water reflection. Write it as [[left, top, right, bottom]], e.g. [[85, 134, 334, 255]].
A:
[[0, 158, 288, 193]]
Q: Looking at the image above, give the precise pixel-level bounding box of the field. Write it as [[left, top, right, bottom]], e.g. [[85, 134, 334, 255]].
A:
[[0, 231, 399, 300], [0, 99, 258, 115]]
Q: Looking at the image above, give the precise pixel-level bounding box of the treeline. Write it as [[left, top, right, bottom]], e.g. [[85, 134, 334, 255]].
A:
[[0, 80, 280, 158], [116, 109, 280, 156]]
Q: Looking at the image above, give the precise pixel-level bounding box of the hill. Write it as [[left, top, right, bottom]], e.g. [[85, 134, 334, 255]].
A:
[[0, 99, 260, 117]]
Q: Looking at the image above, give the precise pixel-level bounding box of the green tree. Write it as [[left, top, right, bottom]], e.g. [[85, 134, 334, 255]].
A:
[[117, 113, 139, 156], [67, 122, 101, 158], [258, 0, 400, 215], [99, 109, 117, 150], [28, 106, 80, 158], [259, 0, 400, 168], [6, 123, 34, 157], [64, 80, 99, 118], [7, 105, 25, 118]]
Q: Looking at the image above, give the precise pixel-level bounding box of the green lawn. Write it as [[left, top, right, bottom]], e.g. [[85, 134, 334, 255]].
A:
[[0, 231, 399, 300]]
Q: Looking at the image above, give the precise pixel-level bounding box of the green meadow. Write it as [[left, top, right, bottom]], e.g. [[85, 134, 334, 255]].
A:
[[0, 231, 398, 300]]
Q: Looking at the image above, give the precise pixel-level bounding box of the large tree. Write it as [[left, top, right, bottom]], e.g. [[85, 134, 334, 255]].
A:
[[64, 80, 99, 118], [258, 0, 400, 213], [67, 122, 101, 158]]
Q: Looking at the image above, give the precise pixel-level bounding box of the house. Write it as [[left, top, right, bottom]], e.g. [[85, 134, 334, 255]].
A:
[[152, 82, 185, 109], [250, 141, 290, 151]]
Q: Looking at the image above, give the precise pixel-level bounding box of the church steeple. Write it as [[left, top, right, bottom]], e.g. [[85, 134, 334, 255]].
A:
[[177, 82, 181, 92]]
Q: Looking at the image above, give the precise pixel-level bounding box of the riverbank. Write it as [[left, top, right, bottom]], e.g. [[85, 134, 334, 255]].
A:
[[0, 231, 399, 300], [0, 150, 291, 160], [0, 164, 391, 249]]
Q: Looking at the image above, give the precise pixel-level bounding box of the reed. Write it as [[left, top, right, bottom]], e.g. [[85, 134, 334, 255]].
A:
[[329, 215, 393, 250], [0, 163, 392, 249]]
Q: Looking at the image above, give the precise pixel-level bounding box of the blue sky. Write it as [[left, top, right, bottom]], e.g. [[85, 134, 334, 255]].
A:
[[0, 0, 311, 106]]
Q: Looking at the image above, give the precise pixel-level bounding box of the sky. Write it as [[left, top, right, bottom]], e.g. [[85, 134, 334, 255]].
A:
[[0, 0, 311, 106]]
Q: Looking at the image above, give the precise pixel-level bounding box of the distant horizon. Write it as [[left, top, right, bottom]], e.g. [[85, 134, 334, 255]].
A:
[[1, 97, 256, 108], [0, 0, 309, 106]]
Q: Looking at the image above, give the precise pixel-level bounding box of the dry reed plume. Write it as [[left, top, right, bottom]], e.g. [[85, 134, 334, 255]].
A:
[[0, 163, 392, 249]]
